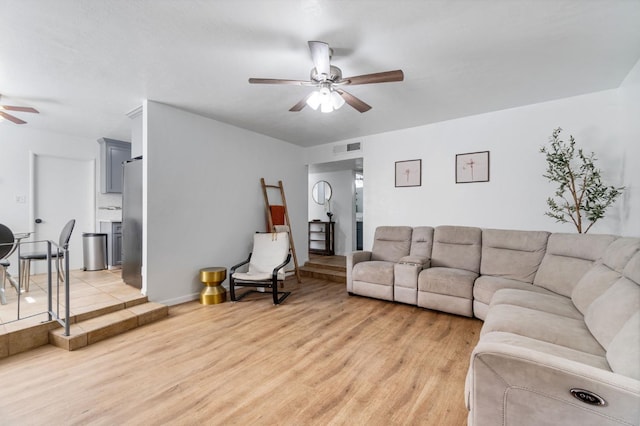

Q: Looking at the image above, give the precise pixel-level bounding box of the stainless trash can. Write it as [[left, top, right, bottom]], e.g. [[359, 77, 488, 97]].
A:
[[82, 233, 107, 271]]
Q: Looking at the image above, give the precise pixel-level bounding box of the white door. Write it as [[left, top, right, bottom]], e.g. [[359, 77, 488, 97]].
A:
[[30, 154, 95, 273]]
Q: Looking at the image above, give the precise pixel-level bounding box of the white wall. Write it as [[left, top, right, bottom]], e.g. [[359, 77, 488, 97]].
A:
[[618, 59, 640, 237], [129, 107, 143, 158], [0, 126, 97, 231], [306, 87, 639, 249], [308, 169, 355, 255], [0, 125, 99, 272], [144, 101, 307, 305]]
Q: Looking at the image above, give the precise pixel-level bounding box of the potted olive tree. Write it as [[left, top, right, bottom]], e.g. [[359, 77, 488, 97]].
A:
[[540, 127, 624, 233]]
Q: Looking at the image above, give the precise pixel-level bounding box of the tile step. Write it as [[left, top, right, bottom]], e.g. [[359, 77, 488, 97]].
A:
[[0, 296, 157, 358], [72, 294, 149, 323], [49, 302, 169, 351]]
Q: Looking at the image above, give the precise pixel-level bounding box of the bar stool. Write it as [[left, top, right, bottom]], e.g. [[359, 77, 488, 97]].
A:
[[19, 219, 75, 291]]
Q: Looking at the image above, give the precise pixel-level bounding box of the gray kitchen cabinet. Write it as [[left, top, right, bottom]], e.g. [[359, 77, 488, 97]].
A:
[[98, 138, 131, 193], [100, 221, 123, 267]]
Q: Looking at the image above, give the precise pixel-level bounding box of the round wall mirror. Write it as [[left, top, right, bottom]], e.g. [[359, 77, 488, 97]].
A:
[[312, 181, 332, 205]]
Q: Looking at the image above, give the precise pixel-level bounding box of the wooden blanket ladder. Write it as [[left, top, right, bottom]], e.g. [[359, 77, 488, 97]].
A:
[[261, 178, 302, 283]]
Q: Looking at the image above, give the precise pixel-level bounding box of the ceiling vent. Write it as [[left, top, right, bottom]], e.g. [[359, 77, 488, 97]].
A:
[[333, 142, 361, 154]]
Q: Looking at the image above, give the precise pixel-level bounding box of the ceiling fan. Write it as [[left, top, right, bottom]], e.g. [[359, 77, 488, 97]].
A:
[[0, 94, 39, 124], [249, 41, 404, 113]]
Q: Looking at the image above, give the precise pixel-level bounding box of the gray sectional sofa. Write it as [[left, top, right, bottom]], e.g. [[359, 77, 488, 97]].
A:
[[347, 225, 640, 426]]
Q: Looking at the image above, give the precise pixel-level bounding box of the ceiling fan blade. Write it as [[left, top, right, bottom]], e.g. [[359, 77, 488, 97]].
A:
[[1, 105, 39, 113], [343, 70, 404, 85], [0, 110, 27, 124], [289, 94, 311, 112], [248, 78, 310, 86], [336, 89, 372, 113], [308, 41, 331, 78]]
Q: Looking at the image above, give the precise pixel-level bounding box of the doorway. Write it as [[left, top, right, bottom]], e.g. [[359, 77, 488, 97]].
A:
[[307, 158, 362, 256], [29, 153, 95, 273]]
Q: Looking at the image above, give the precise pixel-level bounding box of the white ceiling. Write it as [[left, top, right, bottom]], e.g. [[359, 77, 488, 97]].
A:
[[1, 1, 639, 147]]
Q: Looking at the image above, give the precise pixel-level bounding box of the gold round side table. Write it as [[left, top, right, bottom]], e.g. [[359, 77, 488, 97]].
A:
[[199, 267, 227, 305]]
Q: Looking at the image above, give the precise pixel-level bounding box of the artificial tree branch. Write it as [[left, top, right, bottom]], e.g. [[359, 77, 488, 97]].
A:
[[568, 167, 582, 232], [540, 128, 624, 234]]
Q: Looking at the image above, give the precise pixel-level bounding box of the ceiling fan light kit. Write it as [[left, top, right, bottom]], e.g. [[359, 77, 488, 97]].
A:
[[306, 84, 346, 113], [249, 41, 404, 114]]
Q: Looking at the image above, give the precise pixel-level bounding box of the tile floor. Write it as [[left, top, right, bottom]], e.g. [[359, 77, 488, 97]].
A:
[[0, 268, 144, 335]]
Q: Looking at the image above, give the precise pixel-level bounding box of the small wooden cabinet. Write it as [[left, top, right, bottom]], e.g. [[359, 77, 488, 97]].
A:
[[98, 138, 131, 193], [308, 221, 335, 255], [100, 221, 123, 267]]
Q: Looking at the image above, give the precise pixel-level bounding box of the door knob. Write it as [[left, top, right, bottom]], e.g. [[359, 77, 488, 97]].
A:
[[35, 218, 43, 224]]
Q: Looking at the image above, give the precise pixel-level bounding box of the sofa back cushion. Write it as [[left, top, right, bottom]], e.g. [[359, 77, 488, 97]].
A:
[[409, 226, 434, 259], [584, 250, 640, 354], [571, 264, 622, 315], [533, 233, 617, 297], [371, 226, 413, 262], [431, 226, 482, 273], [585, 275, 640, 350], [480, 229, 550, 283], [623, 243, 640, 284], [602, 237, 640, 273], [571, 238, 640, 314]]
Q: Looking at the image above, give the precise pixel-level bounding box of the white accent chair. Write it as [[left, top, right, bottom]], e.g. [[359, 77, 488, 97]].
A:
[[229, 232, 292, 305]]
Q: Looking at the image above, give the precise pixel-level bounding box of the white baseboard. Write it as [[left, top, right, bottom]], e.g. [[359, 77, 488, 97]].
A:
[[157, 292, 199, 306]]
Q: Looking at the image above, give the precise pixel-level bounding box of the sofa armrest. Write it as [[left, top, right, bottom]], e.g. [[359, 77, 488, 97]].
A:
[[398, 255, 431, 268], [347, 251, 372, 293], [467, 341, 640, 426]]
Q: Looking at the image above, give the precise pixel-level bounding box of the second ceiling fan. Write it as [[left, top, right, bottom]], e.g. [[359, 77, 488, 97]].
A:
[[249, 41, 404, 113], [0, 94, 39, 124]]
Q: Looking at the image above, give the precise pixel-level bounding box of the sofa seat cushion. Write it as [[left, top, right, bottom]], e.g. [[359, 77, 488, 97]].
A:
[[474, 275, 554, 306], [418, 267, 477, 299], [472, 300, 491, 320], [479, 331, 611, 370], [490, 289, 583, 320], [585, 276, 640, 350], [607, 312, 640, 380], [481, 304, 605, 356], [352, 261, 394, 286]]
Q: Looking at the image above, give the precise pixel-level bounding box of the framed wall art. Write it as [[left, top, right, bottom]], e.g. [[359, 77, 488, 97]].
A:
[[395, 159, 422, 187], [456, 151, 490, 183]]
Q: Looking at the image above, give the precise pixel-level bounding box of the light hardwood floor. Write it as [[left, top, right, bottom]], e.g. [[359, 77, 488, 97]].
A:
[[0, 277, 482, 425]]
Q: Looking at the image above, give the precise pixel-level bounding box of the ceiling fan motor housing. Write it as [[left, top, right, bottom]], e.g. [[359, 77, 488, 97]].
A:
[[311, 65, 343, 83]]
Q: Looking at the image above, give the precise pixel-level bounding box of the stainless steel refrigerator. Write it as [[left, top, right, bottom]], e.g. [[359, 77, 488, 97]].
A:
[[122, 156, 143, 289]]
